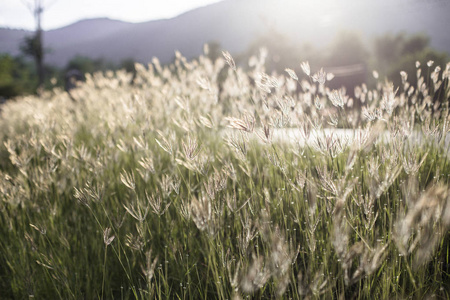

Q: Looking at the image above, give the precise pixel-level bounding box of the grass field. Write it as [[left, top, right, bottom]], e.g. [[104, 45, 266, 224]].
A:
[[0, 50, 449, 299]]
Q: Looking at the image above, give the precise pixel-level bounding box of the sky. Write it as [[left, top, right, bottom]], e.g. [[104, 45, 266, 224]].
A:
[[0, 0, 223, 31]]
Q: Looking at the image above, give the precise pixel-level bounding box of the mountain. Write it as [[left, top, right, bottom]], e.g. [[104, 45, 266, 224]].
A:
[[0, 0, 449, 67], [0, 28, 29, 57]]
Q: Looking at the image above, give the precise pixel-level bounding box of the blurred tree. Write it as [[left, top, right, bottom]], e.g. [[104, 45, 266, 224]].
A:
[[119, 58, 138, 84], [326, 31, 369, 66], [20, 34, 43, 89], [240, 29, 314, 74], [0, 54, 37, 98], [0, 55, 16, 97], [66, 56, 97, 75], [325, 31, 369, 94], [389, 47, 448, 90], [205, 41, 222, 62], [20, 0, 58, 90], [119, 58, 137, 74], [374, 33, 406, 72], [374, 33, 448, 88], [402, 34, 430, 54], [66, 56, 114, 74]]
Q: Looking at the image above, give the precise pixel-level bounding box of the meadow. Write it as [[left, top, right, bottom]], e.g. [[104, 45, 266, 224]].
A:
[[0, 48, 449, 299]]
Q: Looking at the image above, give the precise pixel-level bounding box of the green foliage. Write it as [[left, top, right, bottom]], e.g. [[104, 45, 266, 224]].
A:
[[388, 47, 448, 88], [3, 31, 449, 101], [66, 55, 116, 74], [0, 54, 38, 98], [20, 34, 44, 62], [20, 31, 46, 88], [374, 33, 448, 87], [326, 31, 369, 66]]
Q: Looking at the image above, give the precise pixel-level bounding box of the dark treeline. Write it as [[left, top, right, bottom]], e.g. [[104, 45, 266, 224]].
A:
[[234, 31, 448, 94], [0, 31, 448, 99], [0, 54, 135, 99]]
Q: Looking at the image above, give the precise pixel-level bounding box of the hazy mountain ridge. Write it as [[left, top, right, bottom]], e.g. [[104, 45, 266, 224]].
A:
[[0, 0, 449, 67]]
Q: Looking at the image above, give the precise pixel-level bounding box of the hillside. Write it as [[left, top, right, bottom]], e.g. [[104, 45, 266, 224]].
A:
[[0, 0, 449, 66]]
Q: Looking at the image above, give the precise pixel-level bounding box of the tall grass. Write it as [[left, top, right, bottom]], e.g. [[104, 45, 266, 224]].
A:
[[0, 49, 449, 299]]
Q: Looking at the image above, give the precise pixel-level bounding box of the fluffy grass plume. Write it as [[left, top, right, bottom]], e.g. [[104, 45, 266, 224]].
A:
[[0, 49, 449, 299]]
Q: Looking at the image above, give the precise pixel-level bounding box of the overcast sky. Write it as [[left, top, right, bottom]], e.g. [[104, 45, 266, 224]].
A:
[[0, 0, 223, 30]]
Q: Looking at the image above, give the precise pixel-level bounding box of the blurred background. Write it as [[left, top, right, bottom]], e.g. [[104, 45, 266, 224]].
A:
[[0, 0, 449, 99]]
